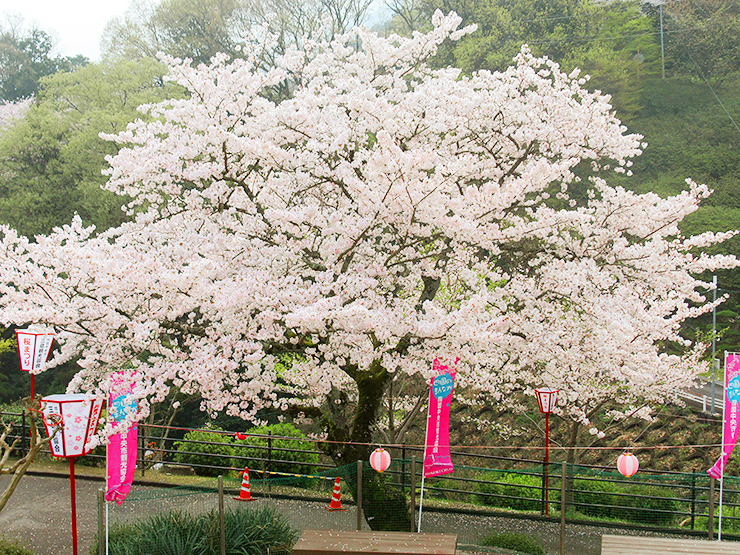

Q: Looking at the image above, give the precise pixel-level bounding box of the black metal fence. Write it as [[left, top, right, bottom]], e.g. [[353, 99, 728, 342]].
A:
[[4, 409, 740, 546]]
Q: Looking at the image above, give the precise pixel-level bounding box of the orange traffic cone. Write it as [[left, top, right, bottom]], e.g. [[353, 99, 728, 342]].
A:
[[234, 467, 254, 501], [327, 477, 346, 511]]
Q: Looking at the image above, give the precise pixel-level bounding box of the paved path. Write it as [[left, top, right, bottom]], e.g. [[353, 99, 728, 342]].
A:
[[3, 471, 730, 555], [0, 473, 103, 555]]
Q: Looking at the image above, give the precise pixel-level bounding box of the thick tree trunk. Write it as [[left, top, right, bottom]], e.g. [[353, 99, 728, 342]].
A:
[[323, 359, 412, 531]]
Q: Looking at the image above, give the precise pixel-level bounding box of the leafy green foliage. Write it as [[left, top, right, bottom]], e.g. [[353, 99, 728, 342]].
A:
[[94, 505, 297, 555], [173, 427, 235, 476], [474, 472, 544, 512], [420, 0, 658, 119], [661, 0, 740, 82], [0, 26, 87, 101], [0, 536, 35, 555], [573, 478, 679, 525], [0, 58, 184, 236], [232, 423, 320, 476], [479, 532, 545, 555]]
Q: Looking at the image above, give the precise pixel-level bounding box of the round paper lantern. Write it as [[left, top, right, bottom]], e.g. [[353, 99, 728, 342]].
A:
[[617, 452, 639, 477], [369, 448, 391, 473]]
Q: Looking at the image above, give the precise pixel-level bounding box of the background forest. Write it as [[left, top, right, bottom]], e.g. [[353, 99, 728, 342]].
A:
[[0, 0, 738, 466]]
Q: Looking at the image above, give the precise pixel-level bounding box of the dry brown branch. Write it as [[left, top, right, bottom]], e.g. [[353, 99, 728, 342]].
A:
[[0, 398, 55, 513]]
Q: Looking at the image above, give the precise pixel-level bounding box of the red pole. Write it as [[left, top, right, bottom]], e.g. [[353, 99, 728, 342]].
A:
[[544, 411, 550, 516], [30, 375, 34, 400], [69, 457, 78, 555]]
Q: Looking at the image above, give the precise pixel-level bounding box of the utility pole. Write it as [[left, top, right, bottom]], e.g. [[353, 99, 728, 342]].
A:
[[659, 2, 666, 79], [711, 275, 717, 414]]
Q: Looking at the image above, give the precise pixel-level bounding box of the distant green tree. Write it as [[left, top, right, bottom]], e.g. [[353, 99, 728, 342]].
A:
[[384, 0, 660, 119], [0, 24, 87, 101], [101, 0, 373, 65], [662, 0, 740, 81], [0, 58, 185, 236]]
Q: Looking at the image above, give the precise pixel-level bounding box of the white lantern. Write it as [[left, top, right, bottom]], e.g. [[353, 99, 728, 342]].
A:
[[15, 330, 54, 372], [41, 394, 104, 457], [369, 448, 391, 473], [534, 387, 559, 414]]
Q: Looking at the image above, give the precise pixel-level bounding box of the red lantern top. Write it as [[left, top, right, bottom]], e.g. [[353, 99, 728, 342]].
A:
[[370, 448, 391, 473], [535, 387, 559, 414]]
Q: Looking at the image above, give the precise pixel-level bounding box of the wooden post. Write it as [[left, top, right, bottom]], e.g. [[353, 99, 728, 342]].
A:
[[97, 488, 105, 555], [357, 460, 363, 531], [219, 476, 226, 555], [409, 456, 416, 532]]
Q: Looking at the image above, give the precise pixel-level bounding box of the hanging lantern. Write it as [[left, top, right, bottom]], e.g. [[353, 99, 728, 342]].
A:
[[370, 448, 391, 473], [41, 394, 104, 457], [617, 452, 639, 477]]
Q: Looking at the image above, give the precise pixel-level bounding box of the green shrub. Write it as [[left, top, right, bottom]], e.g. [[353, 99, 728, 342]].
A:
[[475, 472, 544, 512], [0, 536, 35, 555], [232, 423, 319, 476], [94, 505, 297, 555], [221, 506, 298, 555], [173, 426, 234, 477], [479, 532, 544, 555], [573, 478, 678, 526], [427, 476, 471, 502]]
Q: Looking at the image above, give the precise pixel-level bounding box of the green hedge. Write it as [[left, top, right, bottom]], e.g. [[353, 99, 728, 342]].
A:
[[474, 472, 545, 512], [94, 505, 297, 555], [573, 478, 679, 526], [0, 537, 35, 555], [232, 423, 319, 476], [173, 427, 234, 477], [480, 532, 544, 555]]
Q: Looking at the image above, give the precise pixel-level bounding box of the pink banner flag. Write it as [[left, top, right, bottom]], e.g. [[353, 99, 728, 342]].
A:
[[106, 372, 138, 504], [423, 359, 456, 478], [708, 353, 740, 480]]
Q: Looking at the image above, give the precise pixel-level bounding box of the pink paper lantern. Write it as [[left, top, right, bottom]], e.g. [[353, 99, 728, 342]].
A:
[[617, 452, 639, 477], [369, 448, 391, 473]]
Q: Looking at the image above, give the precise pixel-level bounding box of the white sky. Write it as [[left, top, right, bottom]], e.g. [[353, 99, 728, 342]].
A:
[[0, 0, 132, 61]]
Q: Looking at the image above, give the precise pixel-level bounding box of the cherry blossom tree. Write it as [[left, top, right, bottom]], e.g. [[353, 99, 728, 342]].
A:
[[0, 97, 31, 132], [0, 13, 735, 520]]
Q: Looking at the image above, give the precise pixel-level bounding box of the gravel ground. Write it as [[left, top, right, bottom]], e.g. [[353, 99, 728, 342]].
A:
[[0, 471, 731, 555]]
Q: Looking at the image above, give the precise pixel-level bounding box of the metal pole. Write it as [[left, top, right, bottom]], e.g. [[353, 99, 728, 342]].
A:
[[659, 2, 666, 79], [560, 461, 566, 555], [409, 456, 416, 532], [70, 458, 79, 555], [691, 471, 697, 530], [719, 352, 727, 541], [356, 460, 363, 531], [219, 476, 226, 555], [712, 276, 718, 414], [544, 412, 550, 516], [709, 477, 715, 540]]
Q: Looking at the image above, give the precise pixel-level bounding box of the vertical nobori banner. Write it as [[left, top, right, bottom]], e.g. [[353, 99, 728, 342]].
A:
[[106, 372, 138, 504], [708, 352, 740, 479], [423, 358, 456, 478]]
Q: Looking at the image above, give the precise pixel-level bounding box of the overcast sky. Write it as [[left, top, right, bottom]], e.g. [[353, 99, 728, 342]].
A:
[[0, 0, 131, 61]]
